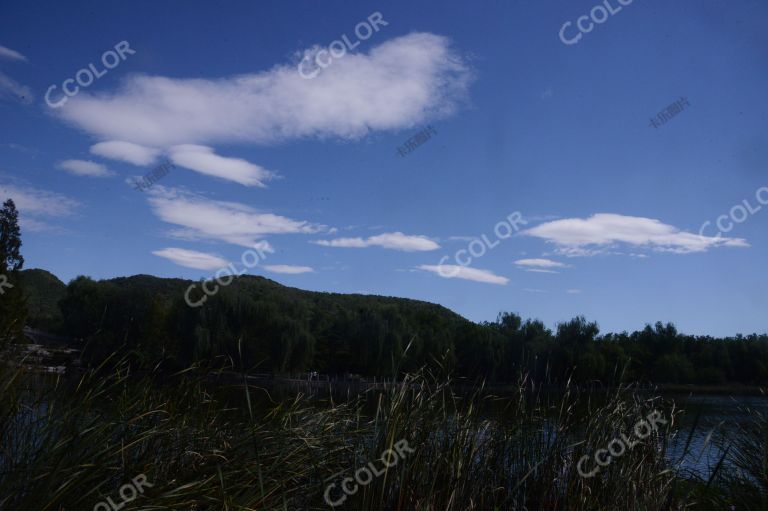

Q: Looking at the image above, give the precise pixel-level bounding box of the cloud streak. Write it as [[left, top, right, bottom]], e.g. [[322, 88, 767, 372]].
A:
[[0, 72, 33, 104], [0, 181, 79, 232], [0, 45, 27, 62], [263, 264, 314, 274], [168, 145, 275, 187], [314, 232, 439, 252], [419, 264, 509, 285], [515, 258, 569, 271], [523, 213, 748, 255], [152, 247, 228, 270], [57, 159, 113, 177], [146, 186, 324, 248], [90, 140, 160, 166]]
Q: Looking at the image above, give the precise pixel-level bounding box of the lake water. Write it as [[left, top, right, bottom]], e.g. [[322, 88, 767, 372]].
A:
[[258, 381, 768, 479], [665, 393, 768, 478], [14, 371, 768, 481]]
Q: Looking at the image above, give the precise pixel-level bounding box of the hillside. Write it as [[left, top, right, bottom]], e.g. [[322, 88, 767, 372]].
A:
[[22, 272, 491, 376], [17, 271, 768, 385], [20, 269, 67, 330]]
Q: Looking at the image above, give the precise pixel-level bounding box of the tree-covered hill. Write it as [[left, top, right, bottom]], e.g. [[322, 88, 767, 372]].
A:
[[18, 270, 768, 385], [20, 269, 66, 330], [25, 272, 495, 377]]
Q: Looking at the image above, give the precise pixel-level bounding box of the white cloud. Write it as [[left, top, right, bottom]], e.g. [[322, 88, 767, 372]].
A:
[[314, 232, 439, 252], [152, 248, 228, 270], [515, 258, 568, 269], [168, 145, 274, 187], [263, 264, 314, 274], [418, 264, 509, 285], [54, 33, 472, 147], [0, 72, 33, 104], [523, 213, 748, 255], [313, 237, 368, 248], [146, 186, 323, 248], [0, 182, 79, 231], [566, 289, 582, 294], [549, 246, 609, 258], [524, 269, 558, 274], [90, 140, 160, 166], [0, 45, 27, 62], [57, 159, 113, 177]]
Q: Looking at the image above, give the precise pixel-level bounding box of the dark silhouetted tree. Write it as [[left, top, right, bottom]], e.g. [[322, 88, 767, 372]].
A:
[[0, 199, 26, 341]]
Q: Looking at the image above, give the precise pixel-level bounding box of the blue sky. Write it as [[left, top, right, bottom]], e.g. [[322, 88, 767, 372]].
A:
[[1, 0, 766, 336]]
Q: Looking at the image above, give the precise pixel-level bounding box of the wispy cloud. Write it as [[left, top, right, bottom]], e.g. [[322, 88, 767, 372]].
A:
[[146, 186, 324, 248], [152, 247, 228, 270], [0, 72, 33, 104], [523, 213, 748, 255], [0, 181, 79, 232], [514, 258, 569, 272], [168, 145, 275, 187], [57, 159, 113, 177], [90, 141, 160, 166], [263, 264, 314, 274], [54, 33, 472, 147], [418, 264, 509, 285], [314, 232, 439, 252], [0, 45, 27, 62], [0, 45, 31, 104]]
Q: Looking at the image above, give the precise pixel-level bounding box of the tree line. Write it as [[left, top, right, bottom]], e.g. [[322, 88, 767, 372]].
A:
[[20, 272, 768, 386], [3, 193, 767, 385]]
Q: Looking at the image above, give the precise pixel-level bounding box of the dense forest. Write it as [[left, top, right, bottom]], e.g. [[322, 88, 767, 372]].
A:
[[18, 269, 768, 385]]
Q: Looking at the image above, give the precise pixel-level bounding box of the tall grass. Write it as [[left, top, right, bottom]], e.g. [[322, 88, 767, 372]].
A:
[[0, 353, 763, 510]]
